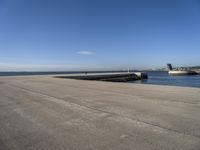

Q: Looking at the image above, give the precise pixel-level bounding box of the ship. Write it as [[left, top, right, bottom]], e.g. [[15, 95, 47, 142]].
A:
[[167, 64, 198, 75]]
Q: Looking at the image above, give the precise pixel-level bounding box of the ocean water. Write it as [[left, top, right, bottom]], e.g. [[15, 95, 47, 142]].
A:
[[132, 71, 200, 88], [0, 71, 200, 88], [0, 71, 82, 76], [0, 71, 120, 76]]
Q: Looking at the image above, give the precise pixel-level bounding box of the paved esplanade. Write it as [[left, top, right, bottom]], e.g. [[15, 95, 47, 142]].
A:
[[0, 76, 200, 150]]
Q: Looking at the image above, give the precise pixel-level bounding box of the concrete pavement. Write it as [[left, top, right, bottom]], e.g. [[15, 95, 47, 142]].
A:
[[0, 76, 200, 150]]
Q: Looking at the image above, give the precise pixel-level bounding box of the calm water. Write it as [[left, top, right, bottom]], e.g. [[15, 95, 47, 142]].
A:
[[132, 71, 200, 88], [0, 71, 200, 88]]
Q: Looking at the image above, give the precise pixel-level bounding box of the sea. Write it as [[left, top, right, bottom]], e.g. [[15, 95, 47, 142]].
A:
[[132, 71, 200, 88], [0, 71, 200, 88]]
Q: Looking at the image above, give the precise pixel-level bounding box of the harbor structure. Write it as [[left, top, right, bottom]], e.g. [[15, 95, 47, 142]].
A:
[[55, 72, 148, 82], [0, 75, 199, 150]]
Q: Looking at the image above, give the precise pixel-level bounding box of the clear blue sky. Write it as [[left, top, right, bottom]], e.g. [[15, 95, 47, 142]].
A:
[[0, 0, 200, 71]]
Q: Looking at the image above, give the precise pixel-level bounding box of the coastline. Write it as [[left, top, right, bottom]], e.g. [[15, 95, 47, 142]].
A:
[[0, 75, 200, 150], [1, 71, 200, 88]]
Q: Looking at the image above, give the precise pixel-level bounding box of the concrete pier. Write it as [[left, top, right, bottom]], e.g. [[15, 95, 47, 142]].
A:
[[55, 72, 148, 82], [0, 76, 200, 150]]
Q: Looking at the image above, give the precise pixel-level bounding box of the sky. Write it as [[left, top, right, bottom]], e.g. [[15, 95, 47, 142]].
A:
[[0, 0, 200, 71]]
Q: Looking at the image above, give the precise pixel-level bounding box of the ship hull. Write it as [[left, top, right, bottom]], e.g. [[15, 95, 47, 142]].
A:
[[168, 70, 197, 75]]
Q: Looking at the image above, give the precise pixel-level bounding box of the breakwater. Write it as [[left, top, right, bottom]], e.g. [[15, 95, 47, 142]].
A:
[[55, 72, 148, 82]]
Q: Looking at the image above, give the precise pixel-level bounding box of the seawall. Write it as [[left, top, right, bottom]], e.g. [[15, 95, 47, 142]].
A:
[[55, 72, 148, 82]]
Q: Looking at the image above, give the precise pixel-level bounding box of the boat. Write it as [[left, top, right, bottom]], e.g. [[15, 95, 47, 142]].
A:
[[167, 64, 198, 75], [168, 70, 197, 75]]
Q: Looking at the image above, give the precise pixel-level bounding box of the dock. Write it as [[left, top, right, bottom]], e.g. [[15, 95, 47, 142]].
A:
[[0, 76, 200, 150], [54, 72, 148, 82]]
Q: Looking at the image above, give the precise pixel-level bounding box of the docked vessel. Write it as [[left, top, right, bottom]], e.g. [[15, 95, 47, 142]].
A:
[[167, 64, 198, 75]]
